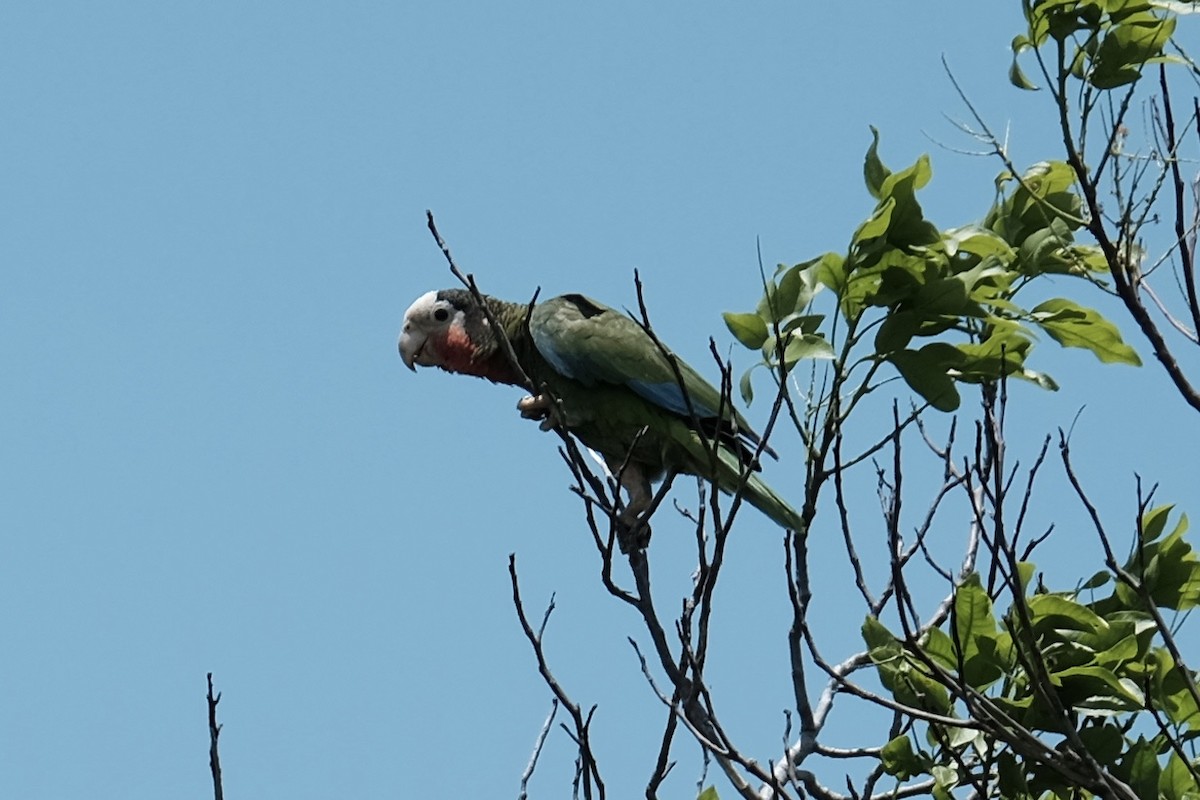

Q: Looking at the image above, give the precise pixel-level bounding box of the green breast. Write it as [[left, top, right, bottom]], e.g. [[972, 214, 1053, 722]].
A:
[[539, 369, 707, 480]]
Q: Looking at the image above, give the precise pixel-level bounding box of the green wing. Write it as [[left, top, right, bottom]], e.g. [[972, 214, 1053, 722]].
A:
[[528, 294, 763, 449], [527, 293, 798, 529]]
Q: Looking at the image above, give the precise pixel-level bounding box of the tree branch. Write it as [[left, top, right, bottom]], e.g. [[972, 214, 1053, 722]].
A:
[[206, 673, 224, 800]]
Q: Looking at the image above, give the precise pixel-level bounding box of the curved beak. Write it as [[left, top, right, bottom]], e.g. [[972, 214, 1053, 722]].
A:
[[398, 327, 424, 371]]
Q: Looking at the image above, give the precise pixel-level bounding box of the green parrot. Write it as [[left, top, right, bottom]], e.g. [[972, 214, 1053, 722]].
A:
[[399, 288, 802, 541]]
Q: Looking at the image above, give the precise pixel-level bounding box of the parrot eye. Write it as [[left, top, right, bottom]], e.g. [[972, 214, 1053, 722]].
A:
[[433, 308, 450, 322]]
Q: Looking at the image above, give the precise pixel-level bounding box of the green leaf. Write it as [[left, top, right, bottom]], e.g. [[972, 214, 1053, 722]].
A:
[[878, 155, 940, 250], [880, 734, 925, 779], [1027, 594, 1108, 634], [1017, 560, 1037, 593], [1160, 750, 1199, 800], [996, 752, 1030, 798], [1153, 539, 1200, 611], [758, 260, 820, 322], [978, 629, 1018, 675], [875, 310, 919, 354], [864, 126, 891, 200], [863, 615, 898, 654], [882, 152, 933, 195], [943, 224, 1017, 262], [889, 344, 964, 412], [1127, 506, 1200, 610], [1141, 503, 1177, 544], [1090, 13, 1176, 90], [782, 313, 825, 335], [899, 670, 952, 716], [931, 765, 958, 800], [1054, 664, 1145, 710], [955, 325, 1035, 384], [915, 275, 972, 317], [722, 312, 769, 350], [1077, 724, 1124, 768], [854, 196, 896, 244], [873, 262, 925, 306], [738, 365, 756, 405], [989, 160, 1084, 248], [1116, 736, 1161, 800], [697, 786, 720, 800], [865, 616, 951, 713], [1088, 60, 1144, 90], [922, 626, 957, 671], [1158, 651, 1200, 727], [1022, 160, 1078, 198], [814, 252, 847, 294], [1017, 219, 1075, 276], [954, 574, 1006, 689], [1031, 298, 1142, 365], [1019, 367, 1060, 391], [1028, 0, 1103, 43], [1093, 633, 1139, 669], [1010, 34, 1040, 90], [954, 574, 996, 657], [783, 333, 835, 366], [1065, 243, 1111, 273]]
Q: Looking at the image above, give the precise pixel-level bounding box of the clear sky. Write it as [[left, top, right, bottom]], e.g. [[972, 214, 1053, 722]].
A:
[[4, 3, 1199, 798]]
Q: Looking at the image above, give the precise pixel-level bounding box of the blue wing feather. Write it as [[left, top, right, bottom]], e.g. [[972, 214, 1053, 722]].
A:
[[530, 295, 718, 417], [627, 379, 717, 419]]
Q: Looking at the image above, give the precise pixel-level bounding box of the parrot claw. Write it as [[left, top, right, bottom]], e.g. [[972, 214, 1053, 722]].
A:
[[615, 514, 652, 553], [517, 394, 549, 418], [518, 393, 566, 431]]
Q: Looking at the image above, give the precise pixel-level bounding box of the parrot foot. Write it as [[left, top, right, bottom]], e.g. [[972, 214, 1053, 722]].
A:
[[611, 461, 654, 552], [517, 393, 549, 417], [615, 514, 652, 553], [517, 393, 564, 432]]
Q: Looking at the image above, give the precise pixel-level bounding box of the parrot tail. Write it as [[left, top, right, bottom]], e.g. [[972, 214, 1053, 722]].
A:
[[741, 472, 805, 532], [711, 447, 803, 531]]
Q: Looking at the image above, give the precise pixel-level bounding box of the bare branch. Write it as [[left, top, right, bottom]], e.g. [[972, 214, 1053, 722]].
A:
[[509, 555, 605, 799], [518, 699, 560, 800], [1158, 66, 1200, 336], [206, 673, 224, 800]]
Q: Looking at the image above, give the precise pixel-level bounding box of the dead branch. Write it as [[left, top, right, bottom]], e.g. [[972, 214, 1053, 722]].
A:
[[509, 555, 605, 799], [206, 673, 224, 800]]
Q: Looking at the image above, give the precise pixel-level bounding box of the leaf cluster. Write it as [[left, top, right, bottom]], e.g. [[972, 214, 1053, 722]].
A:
[[725, 132, 1139, 412], [1011, 0, 1180, 91], [863, 505, 1200, 799]]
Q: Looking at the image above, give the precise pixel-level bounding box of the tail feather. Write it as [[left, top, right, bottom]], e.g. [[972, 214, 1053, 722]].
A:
[[741, 472, 804, 531], [714, 447, 803, 531]]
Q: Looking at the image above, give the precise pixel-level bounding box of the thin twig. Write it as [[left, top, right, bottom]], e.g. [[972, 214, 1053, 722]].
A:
[[509, 554, 605, 799], [206, 673, 224, 800], [519, 699, 560, 800], [426, 210, 539, 394]]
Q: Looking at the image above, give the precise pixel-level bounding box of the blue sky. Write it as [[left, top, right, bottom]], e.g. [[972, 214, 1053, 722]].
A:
[[4, 3, 1199, 798]]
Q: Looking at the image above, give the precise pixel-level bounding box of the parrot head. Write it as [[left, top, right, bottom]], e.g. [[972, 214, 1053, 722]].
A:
[[399, 289, 517, 383], [398, 290, 465, 371]]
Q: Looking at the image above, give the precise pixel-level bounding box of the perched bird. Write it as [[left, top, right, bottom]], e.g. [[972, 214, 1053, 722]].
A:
[[399, 288, 802, 543]]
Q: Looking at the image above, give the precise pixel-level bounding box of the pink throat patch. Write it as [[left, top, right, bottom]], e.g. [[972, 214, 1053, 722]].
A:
[[436, 323, 518, 384], [436, 324, 478, 373]]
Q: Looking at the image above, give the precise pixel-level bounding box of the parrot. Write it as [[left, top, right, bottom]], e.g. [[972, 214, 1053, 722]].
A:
[[398, 288, 803, 543]]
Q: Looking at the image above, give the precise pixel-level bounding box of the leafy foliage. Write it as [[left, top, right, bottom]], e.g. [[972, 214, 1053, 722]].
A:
[[725, 132, 1138, 411], [1011, 0, 1180, 91], [859, 504, 1200, 799]]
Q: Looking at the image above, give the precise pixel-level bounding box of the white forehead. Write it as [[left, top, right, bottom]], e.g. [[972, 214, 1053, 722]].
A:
[[403, 290, 441, 320]]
